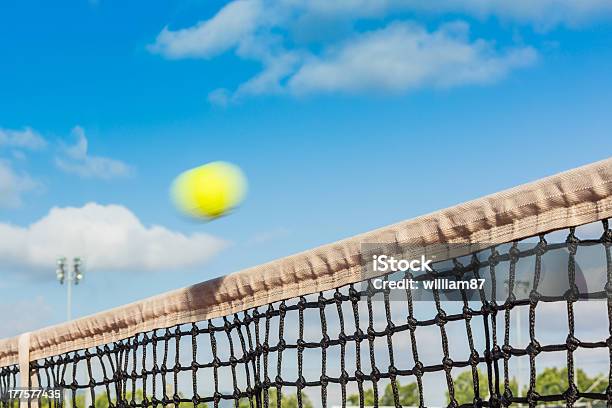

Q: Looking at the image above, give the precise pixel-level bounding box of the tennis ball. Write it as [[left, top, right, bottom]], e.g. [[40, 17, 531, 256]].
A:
[[171, 161, 247, 219]]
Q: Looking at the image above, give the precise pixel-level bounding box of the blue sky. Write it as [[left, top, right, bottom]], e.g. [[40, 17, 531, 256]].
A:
[[0, 0, 611, 338]]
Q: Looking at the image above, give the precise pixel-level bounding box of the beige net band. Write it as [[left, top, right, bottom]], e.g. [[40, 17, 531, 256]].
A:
[[1, 157, 611, 367]]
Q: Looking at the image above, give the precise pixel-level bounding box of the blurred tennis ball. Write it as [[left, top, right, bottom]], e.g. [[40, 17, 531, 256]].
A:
[[171, 161, 247, 219]]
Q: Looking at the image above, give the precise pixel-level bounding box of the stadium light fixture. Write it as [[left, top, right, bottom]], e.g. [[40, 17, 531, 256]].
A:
[[74, 257, 84, 284], [55, 256, 85, 321], [56, 257, 66, 284]]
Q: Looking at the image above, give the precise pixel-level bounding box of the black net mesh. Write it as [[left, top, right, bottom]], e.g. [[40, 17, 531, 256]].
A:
[[1, 219, 612, 407]]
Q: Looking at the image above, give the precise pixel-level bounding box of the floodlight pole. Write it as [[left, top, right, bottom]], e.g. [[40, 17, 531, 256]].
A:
[[66, 267, 72, 321], [56, 257, 84, 321]]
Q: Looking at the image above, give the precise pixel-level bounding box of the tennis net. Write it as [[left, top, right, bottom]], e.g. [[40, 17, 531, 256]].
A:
[[1, 158, 612, 407]]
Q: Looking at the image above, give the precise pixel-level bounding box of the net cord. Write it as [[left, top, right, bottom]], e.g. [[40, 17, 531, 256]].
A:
[[1, 157, 612, 373]]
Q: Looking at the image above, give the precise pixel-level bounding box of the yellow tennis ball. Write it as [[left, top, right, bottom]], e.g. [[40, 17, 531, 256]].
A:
[[172, 161, 247, 219]]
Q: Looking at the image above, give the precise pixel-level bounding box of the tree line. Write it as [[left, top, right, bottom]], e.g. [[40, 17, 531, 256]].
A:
[[7, 368, 605, 407]]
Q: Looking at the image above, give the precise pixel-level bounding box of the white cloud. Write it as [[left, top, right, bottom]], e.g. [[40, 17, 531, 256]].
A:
[[0, 160, 39, 208], [0, 127, 47, 150], [149, 0, 263, 59], [0, 126, 45, 208], [152, 0, 544, 103], [0, 203, 228, 274], [236, 50, 302, 96], [220, 21, 536, 100], [288, 22, 537, 94], [55, 126, 132, 180], [207, 88, 232, 106]]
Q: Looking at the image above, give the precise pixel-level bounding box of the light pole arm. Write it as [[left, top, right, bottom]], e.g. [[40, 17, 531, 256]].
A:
[[66, 266, 72, 321]]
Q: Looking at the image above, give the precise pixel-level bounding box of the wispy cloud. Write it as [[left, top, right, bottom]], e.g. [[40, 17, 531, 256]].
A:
[[149, 0, 262, 59], [0, 160, 40, 208], [0, 203, 228, 274], [0, 126, 46, 208], [55, 126, 132, 180], [150, 0, 545, 103], [214, 21, 534, 102], [0, 127, 47, 150], [1, 125, 134, 208], [288, 22, 537, 94]]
